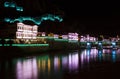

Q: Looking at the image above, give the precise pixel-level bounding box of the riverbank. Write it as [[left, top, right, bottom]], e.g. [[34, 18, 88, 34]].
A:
[[0, 38, 119, 58]]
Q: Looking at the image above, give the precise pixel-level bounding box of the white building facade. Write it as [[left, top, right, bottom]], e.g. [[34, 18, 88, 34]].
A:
[[16, 23, 38, 39]]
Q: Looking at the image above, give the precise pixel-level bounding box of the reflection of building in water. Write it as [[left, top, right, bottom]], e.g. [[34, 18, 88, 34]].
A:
[[37, 55, 51, 74], [103, 49, 111, 54], [98, 49, 102, 61], [81, 49, 118, 63], [81, 49, 98, 61], [80, 49, 98, 68], [13, 49, 120, 79], [98, 49, 118, 62], [102, 49, 113, 61], [81, 49, 90, 68], [54, 56, 60, 72], [68, 52, 79, 72], [112, 49, 116, 62], [16, 58, 38, 79], [37, 55, 62, 78], [62, 56, 68, 69], [116, 49, 120, 54]]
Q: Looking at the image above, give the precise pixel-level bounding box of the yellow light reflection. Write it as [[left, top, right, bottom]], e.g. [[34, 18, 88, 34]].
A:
[[42, 60, 46, 72], [48, 58, 51, 73], [38, 60, 41, 71]]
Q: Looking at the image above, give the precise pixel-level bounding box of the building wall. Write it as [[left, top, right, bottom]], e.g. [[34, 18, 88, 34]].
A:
[[16, 23, 38, 39]]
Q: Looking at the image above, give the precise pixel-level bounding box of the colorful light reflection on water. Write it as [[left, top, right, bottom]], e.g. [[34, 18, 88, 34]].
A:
[[1, 49, 120, 79]]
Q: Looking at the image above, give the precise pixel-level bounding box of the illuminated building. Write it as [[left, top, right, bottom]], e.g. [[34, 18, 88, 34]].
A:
[[54, 34, 59, 39], [37, 32, 46, 37], [68, 33, 79, 42], [62, 35, 68, 39], [41, 32, 46, 36], [80, 35, 96, 42], [48, 33, 54, 37], [80, 36, 86, 42], [16, 23, 38, 39]]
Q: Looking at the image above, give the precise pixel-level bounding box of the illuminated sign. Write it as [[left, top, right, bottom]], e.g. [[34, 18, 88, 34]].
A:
[[4, 1, 23, 11], [4, 14, 63, 25]]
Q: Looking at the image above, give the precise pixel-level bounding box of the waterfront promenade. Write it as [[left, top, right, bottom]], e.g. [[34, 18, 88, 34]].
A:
[[0, 38, 119, 52]]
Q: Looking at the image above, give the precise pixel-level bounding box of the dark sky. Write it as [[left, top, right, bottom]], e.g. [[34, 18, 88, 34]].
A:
[[0, 0, 120, 36]]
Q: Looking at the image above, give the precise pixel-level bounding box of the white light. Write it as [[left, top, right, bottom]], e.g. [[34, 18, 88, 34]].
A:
[[42, 32, 46, 36], [54, 34, 59, 38], [16, 23, 38, 39], [87, 42, 90, 46], [112, 42, 116, 46], [62, 35, 68, 39], [98, 42, 102, 45], [68, 33, 78, 41]]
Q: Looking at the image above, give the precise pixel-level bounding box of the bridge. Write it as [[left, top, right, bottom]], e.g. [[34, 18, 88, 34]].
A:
[[80, 41, 119, 49]]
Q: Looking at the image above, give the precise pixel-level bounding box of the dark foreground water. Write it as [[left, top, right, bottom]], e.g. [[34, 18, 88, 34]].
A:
[[1, 49, 120, 79]]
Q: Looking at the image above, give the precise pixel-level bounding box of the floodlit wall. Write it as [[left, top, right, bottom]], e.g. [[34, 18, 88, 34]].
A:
[[68, 33, 79, 42], [16, 23, 38, 39]]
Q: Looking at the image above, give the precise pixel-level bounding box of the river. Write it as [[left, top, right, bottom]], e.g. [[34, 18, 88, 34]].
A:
[[0, 49, 120, 79]]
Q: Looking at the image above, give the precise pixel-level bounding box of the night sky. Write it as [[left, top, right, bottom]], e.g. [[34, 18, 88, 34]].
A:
[[0, 0, 120, 36]]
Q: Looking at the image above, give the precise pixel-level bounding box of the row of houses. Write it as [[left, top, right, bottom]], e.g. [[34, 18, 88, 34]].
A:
[[0, 22, 119, 44]]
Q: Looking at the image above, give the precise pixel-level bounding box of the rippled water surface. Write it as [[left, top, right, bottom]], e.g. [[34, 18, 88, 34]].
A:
[[1, 49, 120, 79]]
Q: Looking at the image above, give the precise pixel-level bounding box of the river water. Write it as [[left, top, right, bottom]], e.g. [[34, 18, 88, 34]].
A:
[[1, 49, 120, 79]]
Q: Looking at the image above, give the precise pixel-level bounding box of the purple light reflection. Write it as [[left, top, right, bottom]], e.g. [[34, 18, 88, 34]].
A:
[[16, 58, 38, 79], [54, 56, 60, 72], [90, 49, 98, 61], [68, 54, 72, 71], [68, 53, 79, 72], [103, 49, 111, 54], [16, 61, 23, 79], [116, 49, 120, 54], [81, 50, 90, 64], [62, 56, 68, 69], [80, 49, 98, 68]]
